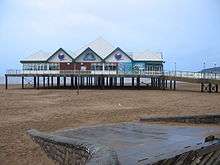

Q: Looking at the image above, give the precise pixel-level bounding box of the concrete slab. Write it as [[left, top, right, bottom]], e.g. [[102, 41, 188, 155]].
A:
[[52, 123, 220, 165]]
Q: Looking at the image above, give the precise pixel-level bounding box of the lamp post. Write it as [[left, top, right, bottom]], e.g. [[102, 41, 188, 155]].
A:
[[174, 62, 176, 76], [214, 62, 217, 79], [203, 62, 206, 79], [203, 62, 206, 70]]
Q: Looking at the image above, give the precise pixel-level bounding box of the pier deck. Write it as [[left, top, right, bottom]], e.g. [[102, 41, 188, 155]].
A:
[[5, 70, 220, 92]]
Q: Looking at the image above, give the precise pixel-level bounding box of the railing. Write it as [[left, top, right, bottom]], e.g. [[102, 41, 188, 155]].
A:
[[164, 71, 220, 80], [5, 69, 220, 80]]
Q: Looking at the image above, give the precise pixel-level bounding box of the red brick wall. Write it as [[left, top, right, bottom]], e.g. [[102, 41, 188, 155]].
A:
[[75, 63, 92, 70], [60, 63, 75, 70]]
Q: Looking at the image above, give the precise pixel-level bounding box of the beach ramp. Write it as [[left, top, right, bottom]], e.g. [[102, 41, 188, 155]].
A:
[[27, 123, 220, 165]]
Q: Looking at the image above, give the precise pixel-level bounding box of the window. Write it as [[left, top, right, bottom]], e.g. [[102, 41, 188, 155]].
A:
[[49, 63, 59, 70]]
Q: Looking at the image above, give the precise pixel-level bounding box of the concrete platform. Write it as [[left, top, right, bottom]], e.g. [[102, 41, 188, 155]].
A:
[[50, 123, 220, 164]]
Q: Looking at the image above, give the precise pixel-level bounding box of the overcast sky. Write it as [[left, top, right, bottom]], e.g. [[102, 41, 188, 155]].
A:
[[0, 0, 220, 74]]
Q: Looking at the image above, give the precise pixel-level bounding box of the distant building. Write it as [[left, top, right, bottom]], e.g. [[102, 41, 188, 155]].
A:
[[201, 67, 220, 74], [20, 37, 164, 74]]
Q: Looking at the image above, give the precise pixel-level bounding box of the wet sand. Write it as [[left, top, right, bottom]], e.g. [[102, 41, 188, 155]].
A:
[[0, 83, 220, 165]]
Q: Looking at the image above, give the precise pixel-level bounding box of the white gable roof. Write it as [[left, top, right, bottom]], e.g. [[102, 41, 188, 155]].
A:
[[65, 50, 77, 58], [74, 37, 115, 59], [20, 38, 164, 63], [132, 50, 163, 61], [21, 50, 51, 62]]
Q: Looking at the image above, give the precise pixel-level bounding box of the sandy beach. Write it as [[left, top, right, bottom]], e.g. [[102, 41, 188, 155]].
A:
[[0, 83, 220, 165]]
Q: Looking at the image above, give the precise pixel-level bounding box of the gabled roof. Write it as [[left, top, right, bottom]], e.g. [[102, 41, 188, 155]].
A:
[[20, 38, 164, 63], [74, 37, 115, 59], [104, 47, 133, 61], [74, 47, 102, 61], [20, 50, 51, 62], [65, 50, 77, 58], [47, 48, 74, 62], [132, 50, 163, 61]]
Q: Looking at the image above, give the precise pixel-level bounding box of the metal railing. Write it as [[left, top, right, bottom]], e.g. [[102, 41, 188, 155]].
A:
[[5, 69, 220, 80]]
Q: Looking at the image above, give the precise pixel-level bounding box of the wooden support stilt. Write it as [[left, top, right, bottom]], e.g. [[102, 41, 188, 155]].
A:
[[216, 84, 218, 93], [132, 77, 134, 87], [47, 77, 50, 87], [34, 76, 36, 88], [137, 77, 140, 88], [121, 77, 124, 87], [86, 77, 89, 86], [165, 80, 168, 88], [57, 77, 60, 87], [89, 77, 91, 87], [170, 80, 172, 90], [201, 83, 204, 92], [158, 78, 161, 89], [64, 77, 66, 87], [37, 76, 39, 89], [151, 78, 154, 88], [208, 83, 212, 93], [71, 76, 74, 88], [173, 80, 176, 90], [98, 77, 101, 88], [114, 77, 117, 87], [101, 76, 104, 89], [162, 78, 165, 90], [75, 76, 77, 88], [5, 75, 8, 89], [22, 76, 24, 89], [51, 76, 53, 87], [43, 76, 45, 88], [109, 77, 113, 87]]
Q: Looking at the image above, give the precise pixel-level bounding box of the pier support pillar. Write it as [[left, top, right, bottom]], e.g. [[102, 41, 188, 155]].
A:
[[89, 77, 91, 87], [57, 77, 60, 87], [101, 76, 104, 89], [208, 83, 212, 93], [43, 76, 45, 88], [64, 77, 66, 87], [98, 77, 101, 88], [86, 77, 89, 86], [173, 80, 176, 90], [158, 78, 161, 89], [137, 77, 140, 88], [109, 77, 113, 88], [75, 77, 78, 88], [151, 78, 154, 88], [162, 78, 165, 90], [5, 75, 8, 89], [51, 76, 54, 87], [71, 76, 74, 88], [47, 77, 50, 87], [121, 77, 124, 87], [132, 77, 134, 87], [106, 77, 108, 87], [114, 77, 117, 87], [33, 76, 36, 88], [201, 83, 204, 92], [170, 80, 173, 90], [37, 76, 39, 89], [155, 78, 158, 88], [120, 77, 122, 87], [80, 77, 83, 87], [216, 84, 219, 93], [22, 76, 24, 89]]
